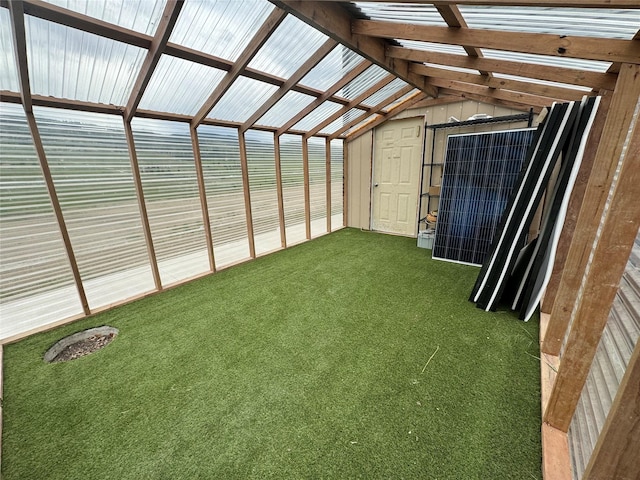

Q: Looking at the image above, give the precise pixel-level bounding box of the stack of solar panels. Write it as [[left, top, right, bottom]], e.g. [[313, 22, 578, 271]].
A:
[[470, 96, 601, 321]]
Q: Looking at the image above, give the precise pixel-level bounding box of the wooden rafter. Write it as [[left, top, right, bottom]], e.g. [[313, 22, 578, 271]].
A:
[[387, 46, 617, 91], [269, 1, 439, 99], [192, 8, 287, 127], [353, 20, 640, 64], [436, 87, 541, 112], [124, 0, 184, 122], [240, 39, 337, 133], [305, 74, 396, 138]]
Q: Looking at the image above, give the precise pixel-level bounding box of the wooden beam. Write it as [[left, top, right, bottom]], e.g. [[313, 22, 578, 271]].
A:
[[583, 341, 640, 480], [437, 87, 541, 112], [329, 85, 415, 140], [270, 1, 439, 98], [353, 20, 640, 65], [192, 8, 287, 127], [238, 131, 256, 258], [325, 137, 332, 233], [540, 91, 611, 317], [412, 63, 587, 101], [190, 126, 216, 273], [305, 74, 396, 138], [544, 64, 640, 357], [241, 39, 337, 133], [302, 137, 311, 239], [124, 0, 183, 121], [544, 65, 640, 432], [276, 59, 372, 136], [124, 120, 163, 290], [273, 134, 287, 248], [387, 46, 617, 91], [320, 0, 640, 6]]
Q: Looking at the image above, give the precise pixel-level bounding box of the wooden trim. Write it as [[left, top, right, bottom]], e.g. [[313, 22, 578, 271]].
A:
[[192, 8, 287, 127], [387, 46, 617, 91], [541, 423, 572, 480], [583, 341, 640, 480], [273, 134, 287, 248], [238, 130, 256, 258], [540, 91, 611, 317], [411, 63, 589, 102], [124, 0, 183, 121], [241, 39, 337, 133], [270, 1, 439, 98], [321, 0, 639, 6], [353, 20, 640, 65], [305, 74, 396, 138], [276, 59, 372, 136], [326, 137, 332, 232], [544, 66, 640, 432], [190, 126, 216, 273], [8, 1, 32, 113], [343, 139, 348, 228], [124, 120, 163, 290], [302, 137, 311, 240], [544, 64, 640, 357]]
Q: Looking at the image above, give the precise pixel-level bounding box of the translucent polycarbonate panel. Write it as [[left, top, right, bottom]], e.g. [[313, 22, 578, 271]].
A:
[[248, 14, 328, 79], [257, 91, 316, 128], [340, 65, 389, 101], [293, 101, 343, 132], [43, 0, 166, 35], [300, 45, 366, 91], [279, 134, 306, 245], [0, 103, 83, 340], [330, 139, 344, 231], [397, 40, 468, 56], [33, 106, 155, 310], [138, 55, 226, 115], [244, 130, 280, 255], [492, 73, 592, 92], [307, 137, 327, 238], [207, 76, 278, 123], [459, 7, 640, 39], [25, 15, 146, 106], [362, 78, 409, 107], [197, 125, 250, 267], [345, 116, 378, 137], [424, 63, 480, 75], [319, 117, 346, 136], [382, 89, 419, 112], [0, 9, 19, 92], [170, 0, 275, 61], [482, 49, 612, 73], [353, 2, 446, 26], [131, 117, 209, 284]]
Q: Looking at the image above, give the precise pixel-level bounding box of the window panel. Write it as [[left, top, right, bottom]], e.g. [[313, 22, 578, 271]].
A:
[[0, 9, 19, 92], [307, 137, 327, 238], [330, 139, 344, 231], [279, 134, 306, 245]]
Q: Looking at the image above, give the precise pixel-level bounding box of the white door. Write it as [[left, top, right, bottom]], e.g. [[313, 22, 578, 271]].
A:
[[372, 117, 423, 236]]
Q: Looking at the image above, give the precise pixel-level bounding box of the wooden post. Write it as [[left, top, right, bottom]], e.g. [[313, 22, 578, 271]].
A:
[[190, 126, 216, 272], [326, 137, 332, 233], [542, 64, 640, 356], [343, 139, 348, 228], [302, 137, 311, 240], [238, 130, 256, 258], [544, 79, 640, 432], [124, 120, 163, 290], [583, 341, 640, 480], [273, 133, 287, 248]]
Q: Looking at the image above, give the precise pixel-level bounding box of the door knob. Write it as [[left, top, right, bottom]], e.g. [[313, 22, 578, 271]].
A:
[[374, 183, 379, 187]]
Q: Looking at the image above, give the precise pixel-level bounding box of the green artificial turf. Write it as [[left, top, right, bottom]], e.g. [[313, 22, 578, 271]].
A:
[[1, 229, 542, 479]]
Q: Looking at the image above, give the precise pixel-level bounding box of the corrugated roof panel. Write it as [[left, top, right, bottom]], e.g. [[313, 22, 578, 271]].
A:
[[25, 15, 146, 106], [382, 89, 420, 112], [169, 0, 275, 62], [344, 116, 377, 136], [248, 14, 328, 79], [319, 108, 363, 135], [43, 0, 166, 36], [257, 91, 316, 128], [459, 7, 640, 40], [482, 49, 612, 73], [207, 76, 278, 123], [138, 55, 226, 116], [397, 40, 469, 56], [300, 45, 366, 91], [362, 78, 409, 107], [492, 73, 592, 92], [352, 2, 446, 26], [292, 101, 343, 132], [0, 9, 19, 92], [339, 65, 390, 101]]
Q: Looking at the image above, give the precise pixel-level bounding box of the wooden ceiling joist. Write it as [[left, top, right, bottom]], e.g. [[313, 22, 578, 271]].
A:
[[269, 1, 439, 99], [353, 20, 640, 65], [387, 46, 618, 91]]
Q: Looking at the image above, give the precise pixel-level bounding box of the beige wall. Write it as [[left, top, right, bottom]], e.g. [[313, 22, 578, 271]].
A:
[[346, 100, 536, 234]]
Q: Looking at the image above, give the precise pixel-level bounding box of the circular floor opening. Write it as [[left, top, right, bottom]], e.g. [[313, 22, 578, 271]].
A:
[[44, 326, 119, 363]]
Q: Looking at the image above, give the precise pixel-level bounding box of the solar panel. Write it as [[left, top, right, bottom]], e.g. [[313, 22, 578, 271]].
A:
[[433, 128, 535, 266]]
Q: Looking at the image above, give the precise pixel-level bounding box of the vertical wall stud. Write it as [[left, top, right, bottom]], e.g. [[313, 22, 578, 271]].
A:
[[273, 134, 287, 248], [238, 130, 256, 258], [326, 137, 332, 233], [302, 137, 311, 239]]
